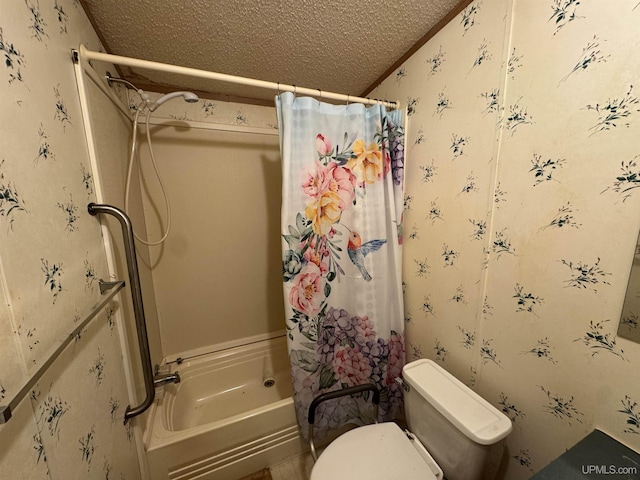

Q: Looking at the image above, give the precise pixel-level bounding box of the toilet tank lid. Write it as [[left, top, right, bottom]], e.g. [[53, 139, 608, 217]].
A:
[[402, 360, 512, 445]]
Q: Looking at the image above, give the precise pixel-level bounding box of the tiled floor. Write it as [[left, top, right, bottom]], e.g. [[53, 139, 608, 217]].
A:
[[269, 452, 314, 480]]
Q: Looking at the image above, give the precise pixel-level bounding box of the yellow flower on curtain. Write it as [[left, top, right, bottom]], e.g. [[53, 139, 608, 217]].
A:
[[347, 140, 384, 185], [305, 191, 342, 235]]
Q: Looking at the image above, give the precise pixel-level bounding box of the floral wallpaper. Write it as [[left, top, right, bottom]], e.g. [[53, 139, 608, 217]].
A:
[[3, 0, 639, 478], [0, 0, 140, 478], [373, 0, 640, 478]]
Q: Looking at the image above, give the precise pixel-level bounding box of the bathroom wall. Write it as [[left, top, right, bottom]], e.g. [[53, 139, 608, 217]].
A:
[[0, 0, 140, 478], [372, 0, 640, 478], [132, 99, 283, 359]]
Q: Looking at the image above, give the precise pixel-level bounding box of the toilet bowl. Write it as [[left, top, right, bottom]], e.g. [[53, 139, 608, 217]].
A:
[[311, 422, 443, 479], [310, 359, 512, 480]]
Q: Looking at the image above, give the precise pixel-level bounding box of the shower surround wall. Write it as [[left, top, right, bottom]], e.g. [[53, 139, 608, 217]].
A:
[[132, 98, 282, 359], [372, 0, 640, 478], [0, 0, 140, 479]]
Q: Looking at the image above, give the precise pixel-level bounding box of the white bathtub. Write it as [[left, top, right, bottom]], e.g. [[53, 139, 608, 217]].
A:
[[144, 336, 305, 480]]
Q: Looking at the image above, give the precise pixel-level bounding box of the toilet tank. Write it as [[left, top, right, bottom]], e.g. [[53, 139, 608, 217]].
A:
[[402, 360, 512, 480]]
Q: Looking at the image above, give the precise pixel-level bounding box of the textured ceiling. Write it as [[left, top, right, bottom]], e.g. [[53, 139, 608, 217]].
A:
[[80, 0, 466, 104]]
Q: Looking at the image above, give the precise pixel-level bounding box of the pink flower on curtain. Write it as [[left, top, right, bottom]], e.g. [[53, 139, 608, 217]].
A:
[[288, 263, 326, 316], [333, 345, 373, 386], [384, 331, 405, 419], [302, 160, 356, 235], [347, 140, 384, 185], [303, 160, 356, 207], [382, 147, 391, 178], [324, 162, 356, 210], [316, 134, 332, 157], [302, 161, 324, 198], [386, 332, 405, 386]]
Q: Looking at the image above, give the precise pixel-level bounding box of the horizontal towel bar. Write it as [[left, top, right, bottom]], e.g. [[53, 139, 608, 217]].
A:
[[0, 279, 125, 424]]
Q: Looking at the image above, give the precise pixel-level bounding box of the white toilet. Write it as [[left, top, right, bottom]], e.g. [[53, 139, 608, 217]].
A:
[[310, 359, 513, 480]]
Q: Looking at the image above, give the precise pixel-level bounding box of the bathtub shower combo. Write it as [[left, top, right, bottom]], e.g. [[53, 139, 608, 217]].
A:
[[86, 200, 296, 480], [81, 81, 303, 479], [145, 336, 303, 480], [76, 45, 400, 480]]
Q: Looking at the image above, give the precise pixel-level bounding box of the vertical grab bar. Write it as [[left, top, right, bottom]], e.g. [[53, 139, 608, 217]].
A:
[[88, 203, 154, 421]]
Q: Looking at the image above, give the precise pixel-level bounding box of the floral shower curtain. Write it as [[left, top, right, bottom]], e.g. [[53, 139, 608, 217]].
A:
[[276, 92, 406, 440]]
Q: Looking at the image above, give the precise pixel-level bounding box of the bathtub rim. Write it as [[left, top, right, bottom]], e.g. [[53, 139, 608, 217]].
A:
[[145, 395, 296, 450], [163, 329, 287, 365]]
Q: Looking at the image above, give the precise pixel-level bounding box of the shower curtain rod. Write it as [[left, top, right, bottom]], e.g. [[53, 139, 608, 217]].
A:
[[76, 45, 399, 109]]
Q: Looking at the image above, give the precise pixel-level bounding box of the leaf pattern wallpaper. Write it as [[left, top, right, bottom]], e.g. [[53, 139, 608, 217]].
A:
[[0, 0, 140, 478], [373, 0, 640, 478], [2, 0, 640, 478]]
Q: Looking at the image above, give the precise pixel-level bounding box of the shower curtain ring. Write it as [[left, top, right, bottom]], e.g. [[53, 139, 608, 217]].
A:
[[317, 88, 322, 104]]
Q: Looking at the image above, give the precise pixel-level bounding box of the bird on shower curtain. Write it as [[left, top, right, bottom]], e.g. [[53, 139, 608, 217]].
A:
[[346, 229, 386, 281]]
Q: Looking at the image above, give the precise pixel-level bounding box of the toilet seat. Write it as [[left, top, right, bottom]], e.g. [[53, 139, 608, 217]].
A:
[[310, 422, 443, 480]]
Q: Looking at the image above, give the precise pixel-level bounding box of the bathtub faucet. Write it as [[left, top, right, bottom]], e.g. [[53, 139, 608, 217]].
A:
[[153, 364, 181, 387]]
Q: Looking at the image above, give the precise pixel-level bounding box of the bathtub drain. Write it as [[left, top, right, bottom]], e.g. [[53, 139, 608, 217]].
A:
[[263, 378, 276, 388]]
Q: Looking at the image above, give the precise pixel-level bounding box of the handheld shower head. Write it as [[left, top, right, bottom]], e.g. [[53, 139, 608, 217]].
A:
[[148, 91, 199, 111]]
